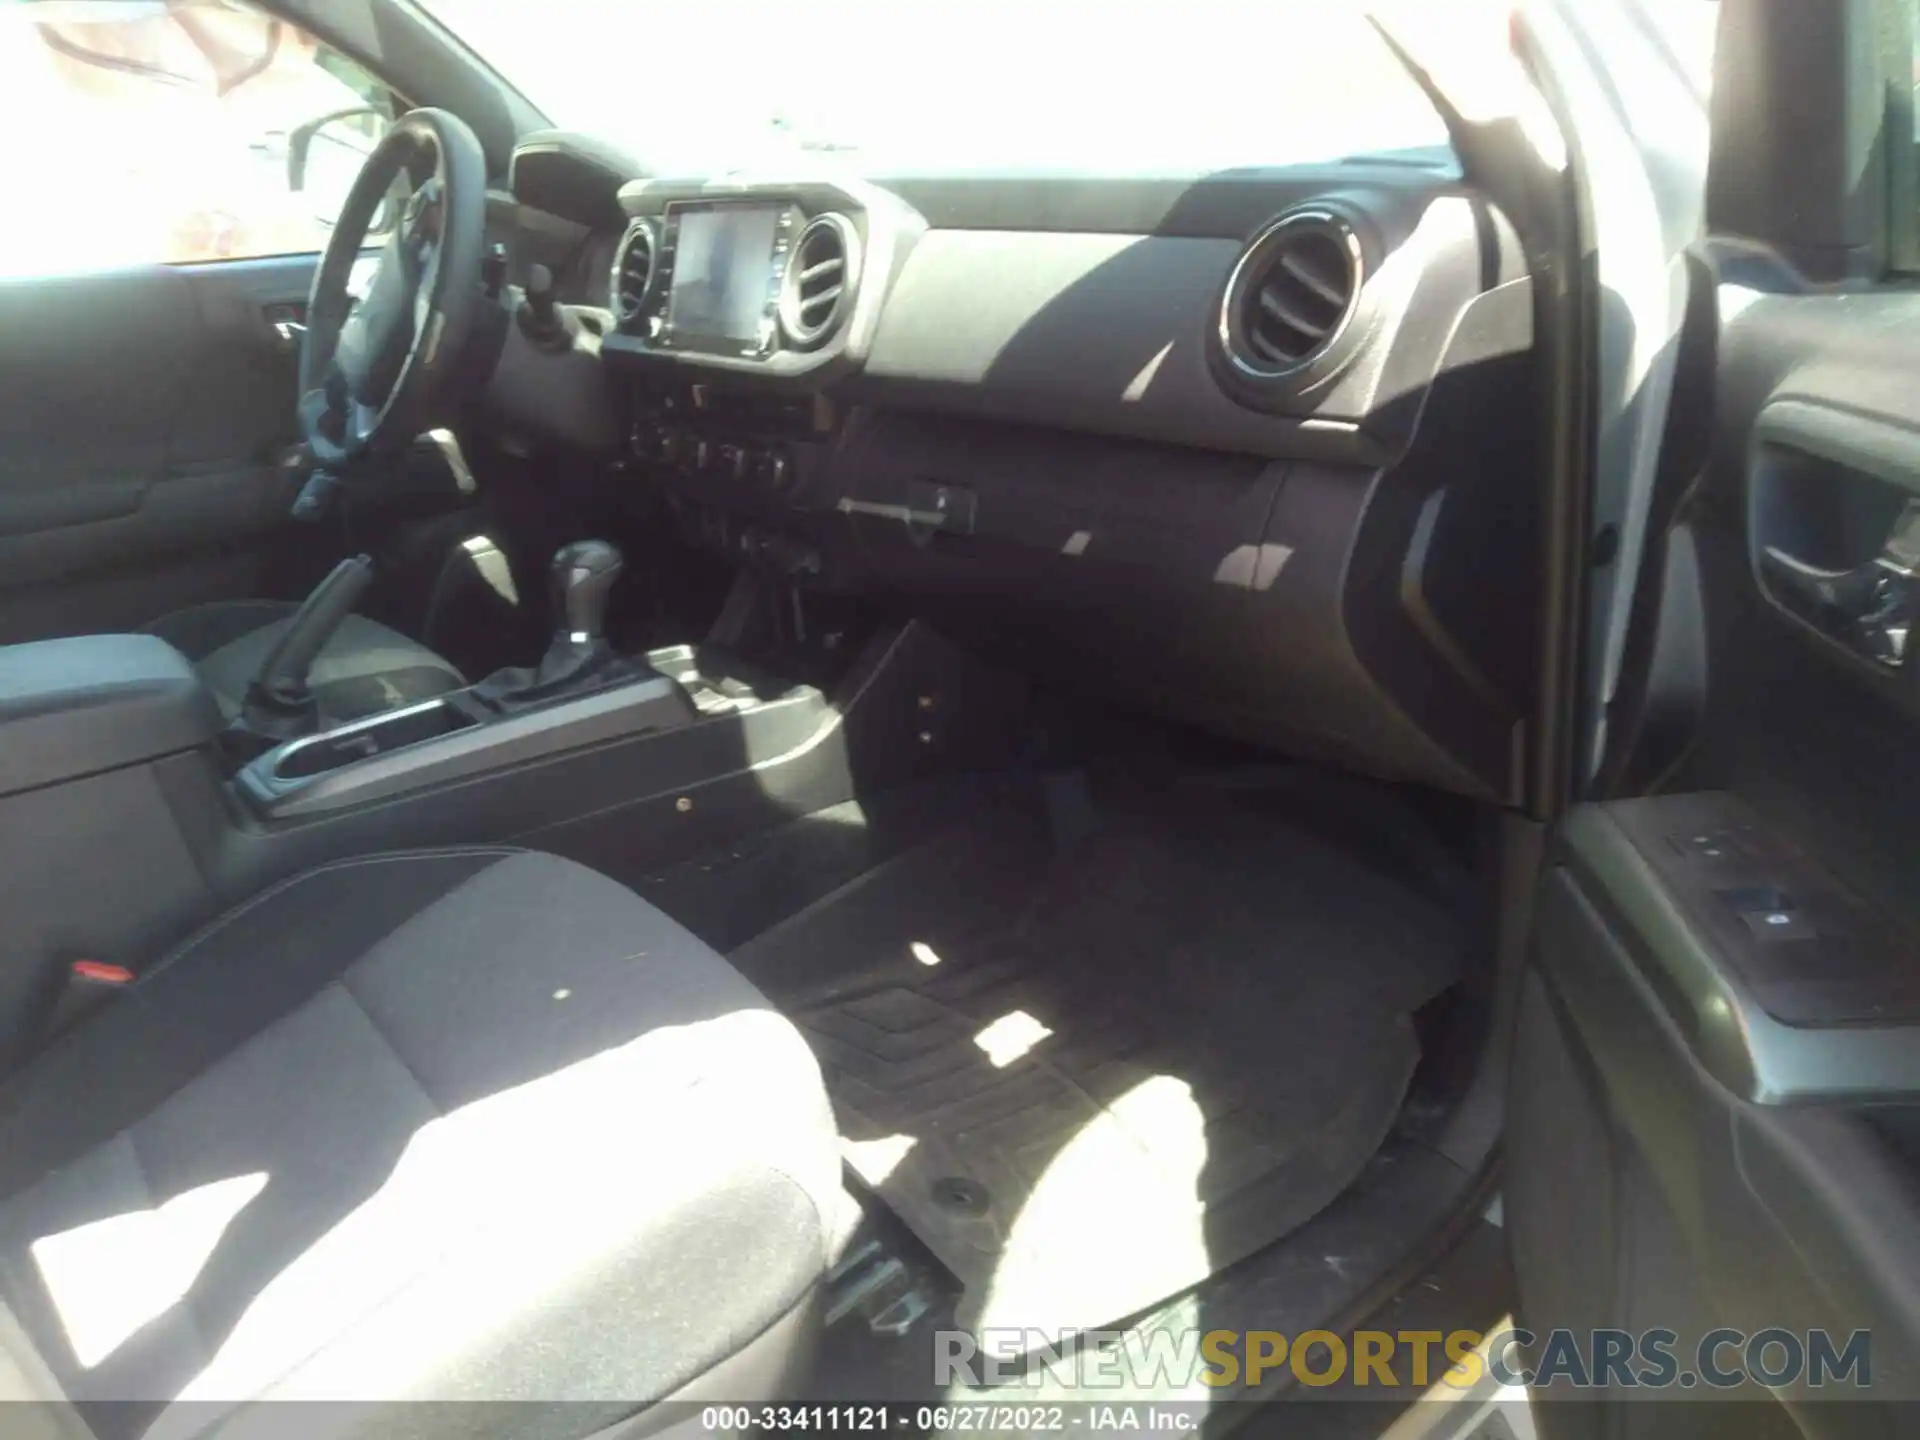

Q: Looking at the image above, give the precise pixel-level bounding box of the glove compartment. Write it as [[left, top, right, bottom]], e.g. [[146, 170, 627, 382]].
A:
[[826, 410, 1284, 698]]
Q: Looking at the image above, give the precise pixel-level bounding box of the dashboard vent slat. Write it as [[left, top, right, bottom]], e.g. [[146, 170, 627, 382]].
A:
[[1256, 286, 1329, 341], [780, 214, 859, 350], [1221, 210, 1363, 380], [1276, 248, 1349, 309], [610, 220, 656, 329], [799, 285, 843, 317], [1245, 328, 1296, 367]]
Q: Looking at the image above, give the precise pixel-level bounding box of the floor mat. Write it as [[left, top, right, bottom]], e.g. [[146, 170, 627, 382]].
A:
[[633, 778, 1014, 954], [728, 780, 1465, 1338]]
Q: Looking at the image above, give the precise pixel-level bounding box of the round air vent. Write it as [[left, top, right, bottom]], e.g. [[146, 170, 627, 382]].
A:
[[610, 219, 657, 327], [1220, 210, 1363, 379], [779, 214, 859, 349]]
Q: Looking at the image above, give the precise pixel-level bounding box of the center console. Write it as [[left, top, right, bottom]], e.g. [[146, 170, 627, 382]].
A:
[[601, 175, 921, 382], [230, 538, 832, 824], [233, 636, 838, 823], [0, 600, 1027, 1075], [591, 178, 922, 604], [237, 665, 703, 818], [630, 200, 805, 361], [624, 383, 834, 573]]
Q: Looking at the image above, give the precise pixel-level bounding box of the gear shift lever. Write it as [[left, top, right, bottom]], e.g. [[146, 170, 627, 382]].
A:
[[471, 539, 630, 711], [553, 539, 622, 643]]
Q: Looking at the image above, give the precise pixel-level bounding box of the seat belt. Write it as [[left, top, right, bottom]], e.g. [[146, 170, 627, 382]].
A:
[[43, 960, 134, 1041]]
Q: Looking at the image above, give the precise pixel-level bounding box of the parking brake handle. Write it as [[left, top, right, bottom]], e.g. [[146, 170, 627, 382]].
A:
[[245, 555, 375, 723]]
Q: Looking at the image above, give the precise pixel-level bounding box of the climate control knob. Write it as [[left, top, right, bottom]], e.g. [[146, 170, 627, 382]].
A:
[[756, 447, 792, 489], [631, 419, 683, 466]]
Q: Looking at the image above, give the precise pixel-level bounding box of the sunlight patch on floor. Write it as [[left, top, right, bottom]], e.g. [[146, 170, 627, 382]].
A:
[[973, 1010, 1054, 1068], [971, 1074, 1211, 1336], [843, 1133, 918, 1186]]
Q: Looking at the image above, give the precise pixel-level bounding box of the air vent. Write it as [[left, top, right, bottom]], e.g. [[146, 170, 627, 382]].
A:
[[779, 214, 859, 349], [611, 220, 656, 327], [1221, 211, 1363, 378]]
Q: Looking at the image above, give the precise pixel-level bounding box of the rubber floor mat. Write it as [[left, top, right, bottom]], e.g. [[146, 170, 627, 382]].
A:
[[728, 787, 1464, 1338]]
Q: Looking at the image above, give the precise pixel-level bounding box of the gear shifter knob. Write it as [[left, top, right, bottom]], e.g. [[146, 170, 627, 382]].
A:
[[551, 539, 623, 642], [470, 539, 633, 712], [526, 263, 558, 326]]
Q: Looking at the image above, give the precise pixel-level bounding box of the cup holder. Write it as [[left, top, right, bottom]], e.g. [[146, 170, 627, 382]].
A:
[[271, 699, 476, 781]]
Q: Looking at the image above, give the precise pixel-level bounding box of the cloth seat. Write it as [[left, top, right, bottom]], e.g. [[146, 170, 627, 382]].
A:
[[142, 600, 466, 723], [0, 848, 842, 1440]]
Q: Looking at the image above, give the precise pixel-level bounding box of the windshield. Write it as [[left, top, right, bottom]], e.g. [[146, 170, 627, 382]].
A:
[[418, 0, 1456, 176]]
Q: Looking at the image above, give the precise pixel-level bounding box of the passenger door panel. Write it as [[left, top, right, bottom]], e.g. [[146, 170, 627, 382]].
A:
[[1510, 283, 1920, 1436]]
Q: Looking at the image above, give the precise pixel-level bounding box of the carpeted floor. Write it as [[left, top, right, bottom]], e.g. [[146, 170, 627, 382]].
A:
[[699, 775, 1466, 1338]]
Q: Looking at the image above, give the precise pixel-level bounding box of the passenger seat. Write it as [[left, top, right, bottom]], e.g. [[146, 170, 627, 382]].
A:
[[0, 849, 842, 1438]]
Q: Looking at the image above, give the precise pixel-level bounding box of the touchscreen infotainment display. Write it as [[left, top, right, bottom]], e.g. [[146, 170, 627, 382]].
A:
[[666, 204, 781, 346]]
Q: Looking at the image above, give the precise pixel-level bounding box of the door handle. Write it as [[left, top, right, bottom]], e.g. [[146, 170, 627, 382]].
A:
[[263, 302, 306, 353], [1759, 499, 1920, 668]]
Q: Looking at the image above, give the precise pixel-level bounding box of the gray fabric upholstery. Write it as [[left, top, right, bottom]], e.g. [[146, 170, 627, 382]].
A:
[[142, 601, 465, 723], [0, 850, 840, 1440]]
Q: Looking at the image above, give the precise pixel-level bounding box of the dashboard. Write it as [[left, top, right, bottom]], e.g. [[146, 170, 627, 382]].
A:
[[490, 135, 1540, 806]]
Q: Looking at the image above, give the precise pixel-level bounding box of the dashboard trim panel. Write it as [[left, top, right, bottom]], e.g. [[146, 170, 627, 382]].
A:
[[496, 156, 1540, 802]]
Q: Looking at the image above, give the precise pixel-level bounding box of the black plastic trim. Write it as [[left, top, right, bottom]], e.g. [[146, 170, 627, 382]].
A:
[[1560, 799, 1920, 1102]]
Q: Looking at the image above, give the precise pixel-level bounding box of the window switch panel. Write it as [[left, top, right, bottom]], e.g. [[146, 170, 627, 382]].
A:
[[1670, 829, 1745, 863]]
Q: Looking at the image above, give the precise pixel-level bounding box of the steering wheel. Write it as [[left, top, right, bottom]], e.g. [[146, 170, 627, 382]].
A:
[[298, 108, 488, 469]]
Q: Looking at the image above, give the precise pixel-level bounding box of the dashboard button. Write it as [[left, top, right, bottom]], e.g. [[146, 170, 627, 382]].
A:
[[757, 448, 792, 489], [656, 426, 690, 465]]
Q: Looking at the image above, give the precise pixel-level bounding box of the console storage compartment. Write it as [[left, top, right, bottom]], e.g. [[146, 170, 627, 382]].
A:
[[269, 698, 478, 780], [0, 634, 226, 1073], [0, 633, 220, 797]]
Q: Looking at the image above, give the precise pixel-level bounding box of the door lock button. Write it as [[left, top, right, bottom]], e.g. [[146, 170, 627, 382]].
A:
[[1717, 884, 1817, 942], [1739, 908, 1817, 942]]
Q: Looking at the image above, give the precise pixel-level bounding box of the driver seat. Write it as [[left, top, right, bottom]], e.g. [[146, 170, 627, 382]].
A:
[[142, 600, 466, 725]]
